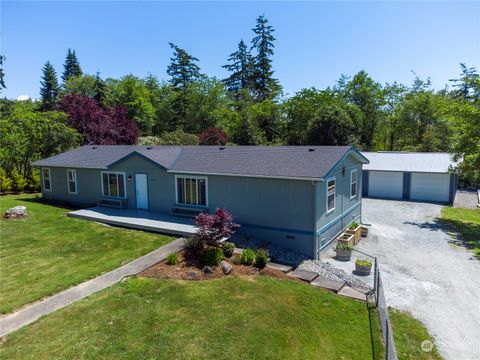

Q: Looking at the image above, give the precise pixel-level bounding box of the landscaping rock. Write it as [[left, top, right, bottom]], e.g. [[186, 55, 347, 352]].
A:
[[220, 261, 233, 275], [4, 206, 27, 219], [234, 238, 308, 266], [187, 271, 200, 280], [202, 266, 214, 274]]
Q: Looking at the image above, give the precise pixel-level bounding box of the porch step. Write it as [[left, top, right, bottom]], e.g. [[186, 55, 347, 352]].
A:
[[267, 262, 293, 273], [310, 276, 346, 293], [287, 269, 319, 283], [337, 286, 367, 301]]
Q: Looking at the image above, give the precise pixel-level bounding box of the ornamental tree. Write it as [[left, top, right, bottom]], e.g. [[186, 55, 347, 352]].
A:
[[194, 208, 240, 246], [198, 127, 228, 145]]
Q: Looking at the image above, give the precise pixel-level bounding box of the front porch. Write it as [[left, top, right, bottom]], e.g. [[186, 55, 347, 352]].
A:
[[68, 207, 197, 237]]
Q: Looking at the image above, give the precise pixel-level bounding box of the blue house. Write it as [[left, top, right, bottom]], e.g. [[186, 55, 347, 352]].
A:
[[33, 145, 369, 258]]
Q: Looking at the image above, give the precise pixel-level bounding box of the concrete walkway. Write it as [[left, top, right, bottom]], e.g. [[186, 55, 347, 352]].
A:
[[0, 238, 186, 337], [453, 189, 479, 209]]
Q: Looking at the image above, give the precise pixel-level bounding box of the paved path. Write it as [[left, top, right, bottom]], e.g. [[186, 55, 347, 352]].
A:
[[453, 189, 479, 209], [0, 238, 186, 337]]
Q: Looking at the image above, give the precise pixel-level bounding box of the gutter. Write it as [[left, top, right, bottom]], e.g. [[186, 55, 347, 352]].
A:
[[167, 170, 324, 182]]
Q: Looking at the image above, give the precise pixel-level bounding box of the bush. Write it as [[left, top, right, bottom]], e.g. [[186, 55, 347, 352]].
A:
[[194, 208, 240, 246], [255, 249, 269, 269], [198, 127, 228, 145], [222, 242, 235, 258], [356, 258, 372, 267], [335, 242, 352, 251], [159, 129, 199, 145], [11, 169, 27, 193], [186, 236, 205, 251], [26, 169, 41, 192], [204, 247, 224, 266], [0, 168, 12, 193], [166, 252, 179, 265], [349, 222, 359, 230], [240, 248, 256, 265]]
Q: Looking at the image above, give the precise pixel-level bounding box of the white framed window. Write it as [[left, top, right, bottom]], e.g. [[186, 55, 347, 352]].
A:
[[67, 169, 77, 194], [326, 177, 335, 213], [42, 168, 52, 191], [175, 175, 208, 207], [101, 171, 126, 198], [350, 169, 358, 199]]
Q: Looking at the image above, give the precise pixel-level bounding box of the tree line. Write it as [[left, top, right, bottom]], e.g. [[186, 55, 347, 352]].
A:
[[0, 15, 479, 192]]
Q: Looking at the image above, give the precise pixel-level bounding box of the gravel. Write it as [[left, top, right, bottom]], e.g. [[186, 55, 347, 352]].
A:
[[298, 260, 373, 293]]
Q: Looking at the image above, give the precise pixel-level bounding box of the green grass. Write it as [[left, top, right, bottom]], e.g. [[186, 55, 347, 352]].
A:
[[0, 276, 382, 360], [441, 207, 480, 259], [390, 308, 443, 360], [0, 194, 175, 314]]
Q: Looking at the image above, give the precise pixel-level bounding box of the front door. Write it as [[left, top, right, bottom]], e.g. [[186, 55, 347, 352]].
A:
[[135, 173, 149, 209]]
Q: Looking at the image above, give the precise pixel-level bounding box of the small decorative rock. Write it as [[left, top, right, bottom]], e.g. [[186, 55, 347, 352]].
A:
[[187, 271, 200, 280], [202, 266, 214, 274], [4, 206, 27, 219], [220, 261, 233, 275]]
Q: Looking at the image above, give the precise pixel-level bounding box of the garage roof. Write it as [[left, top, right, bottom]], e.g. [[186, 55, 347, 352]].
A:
[[362, 152, 455, 174]]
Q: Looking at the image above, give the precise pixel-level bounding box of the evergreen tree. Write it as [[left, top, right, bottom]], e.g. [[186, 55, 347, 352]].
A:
[[62, 48, 82, 85], [167, 43, 201, 89], [250, 15, 279, 101], [39, 61, 59, 111], [93, 72, 106, 104], [0, 55, 6, 89], [222, 40, 254, 97]]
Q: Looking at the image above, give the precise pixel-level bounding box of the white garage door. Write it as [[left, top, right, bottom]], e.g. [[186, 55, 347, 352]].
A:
[[368, 171, 403, 199], [410, 173, 450, 203]]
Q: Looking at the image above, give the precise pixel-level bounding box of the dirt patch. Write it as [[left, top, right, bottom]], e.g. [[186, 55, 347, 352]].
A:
[[139, 251, 287, 281]]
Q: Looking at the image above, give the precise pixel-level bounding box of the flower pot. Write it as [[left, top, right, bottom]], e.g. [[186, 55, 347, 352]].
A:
[[337, 232, 355, 246], [335, 249, 352, 261], [346, 225, 362, 244], [361, 226, 369, 237], [355, 262, 372, 276]]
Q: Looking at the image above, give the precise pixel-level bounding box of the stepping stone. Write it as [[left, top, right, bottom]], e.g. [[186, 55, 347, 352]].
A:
[[337, 286, 367, 301], [310, 276, 345, 292], [267, 262, 293, 273], [233, 248, 244, 255], [287, 269, 318, 282]]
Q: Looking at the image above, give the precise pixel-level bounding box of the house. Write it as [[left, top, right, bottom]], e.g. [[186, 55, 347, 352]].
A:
[[362, 152, 457, 203], [33, 145, 369, 258]]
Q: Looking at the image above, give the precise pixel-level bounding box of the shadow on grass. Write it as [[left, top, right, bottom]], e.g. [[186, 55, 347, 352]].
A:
[[12, 195, 84, 212]]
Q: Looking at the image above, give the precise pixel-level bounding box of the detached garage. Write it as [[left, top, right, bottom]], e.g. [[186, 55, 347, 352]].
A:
[[362, 152, 457, 203]]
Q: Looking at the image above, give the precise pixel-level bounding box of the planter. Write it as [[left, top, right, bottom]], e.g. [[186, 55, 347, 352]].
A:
[[346, 225, 362, 244], [335, 248, 352, 261], [337, 232, 355, 247], [361, 226, 369, 238], [355, 262, 372, 276]]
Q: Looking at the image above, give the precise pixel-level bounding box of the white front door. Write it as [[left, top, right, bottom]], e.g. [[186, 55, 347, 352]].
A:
[[135, 173, 149, 209]]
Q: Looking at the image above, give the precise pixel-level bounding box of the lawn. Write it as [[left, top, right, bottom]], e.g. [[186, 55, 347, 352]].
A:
[[441, 207, 480, 259], [0, 194, 175, 314], [390, 308, 443, 360], [0, 276, 383, 360]]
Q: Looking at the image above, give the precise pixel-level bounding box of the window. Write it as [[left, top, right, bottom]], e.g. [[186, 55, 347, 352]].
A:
[[101, 172, 126, 198], [350, 169, 357, 199], [326, 177, 335, 213], [176, 176, 207, 207], [42, 168, 51, 191], [67, 169, 77, 194]]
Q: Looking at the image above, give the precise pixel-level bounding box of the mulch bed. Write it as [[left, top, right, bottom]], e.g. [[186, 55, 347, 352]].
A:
[[140, 250, 287, 281]]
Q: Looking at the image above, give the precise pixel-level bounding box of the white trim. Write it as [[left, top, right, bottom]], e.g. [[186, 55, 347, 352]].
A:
[[168, 170, 323, 182], [67, 169, 78, 195], [350, 168, 357, 199], [326, 176, 336, 214], [42, 167, 52, 192], [100, 171, 127, 199], [174, 175, 208, 207]]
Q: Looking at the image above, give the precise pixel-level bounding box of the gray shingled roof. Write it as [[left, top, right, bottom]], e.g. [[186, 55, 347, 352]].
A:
[[33, 145, 367, 180]]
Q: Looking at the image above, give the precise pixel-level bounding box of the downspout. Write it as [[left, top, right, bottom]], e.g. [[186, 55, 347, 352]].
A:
[[312, 179, 323, 259]]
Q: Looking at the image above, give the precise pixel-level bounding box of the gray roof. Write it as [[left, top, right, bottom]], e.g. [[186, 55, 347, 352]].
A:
[[33, 145, 367, 180], [362, 152, 455, 173]]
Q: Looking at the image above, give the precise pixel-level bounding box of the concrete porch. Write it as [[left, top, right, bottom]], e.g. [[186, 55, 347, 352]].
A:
[[68, 207, 197, 237]]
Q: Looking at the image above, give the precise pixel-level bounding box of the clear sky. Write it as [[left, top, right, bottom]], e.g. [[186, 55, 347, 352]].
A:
[[2, 1, 479, 100]]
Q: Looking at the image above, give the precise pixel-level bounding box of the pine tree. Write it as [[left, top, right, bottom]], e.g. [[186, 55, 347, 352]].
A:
[[250, 15, 279, 101], [0, 55, 6, 89], [222, 40, 255, 97], [93, 72, 106, 104], [39, 61, 59, 111], [62, 48, 82, 85], [167, 43, 202, 89]]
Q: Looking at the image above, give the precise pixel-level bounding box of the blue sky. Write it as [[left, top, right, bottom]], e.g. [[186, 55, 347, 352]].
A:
[[2, 1, 479, 100]]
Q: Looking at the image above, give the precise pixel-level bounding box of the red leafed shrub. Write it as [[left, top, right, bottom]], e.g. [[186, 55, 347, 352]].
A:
[[194, 208, 240, 246], [60, 94, 138, 145], [198, 127, 228, 145]]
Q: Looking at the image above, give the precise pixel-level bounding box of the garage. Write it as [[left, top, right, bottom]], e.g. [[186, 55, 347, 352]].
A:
[[362, 152, 457, 204]]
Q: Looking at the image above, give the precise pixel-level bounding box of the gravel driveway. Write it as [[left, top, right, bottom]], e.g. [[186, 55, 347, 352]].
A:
[[359, 198, 480, 360]]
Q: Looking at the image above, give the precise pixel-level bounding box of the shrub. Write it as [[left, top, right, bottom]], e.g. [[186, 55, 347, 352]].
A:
[[222, 242, 235, 258], [204, 247, 224, 266], [26, 169, 41, 192], [349, 222, 359, 230], [198, 127, 228, 145], [186, 236, 205, 251], [194, 208, 240, 246], [0, 168, 12, 193], [356, 258, 372, 267], [255, 249, 269, 269], [231, 255, 242, 265], [335, 242, 352, 251], [166, 252, 179, 265], [11, 169, 27, 193], [240, 248, 256, 265], [159, 129, 199, 145]]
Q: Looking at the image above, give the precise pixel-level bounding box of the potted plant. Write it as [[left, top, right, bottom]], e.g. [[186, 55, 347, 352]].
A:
[[361, 226, 369, 237], [346, 222, 362, 244], [335, 242, 352, 261], [337, 232, 355, 246], [355, 258, 372, 276]]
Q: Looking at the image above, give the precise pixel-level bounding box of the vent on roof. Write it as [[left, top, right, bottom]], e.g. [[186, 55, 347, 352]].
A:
[[219, 146, 226, 150], [308, 148, 315, 152], [92, 146, 97, 149], [146, 146, 153, 150]]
